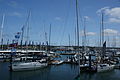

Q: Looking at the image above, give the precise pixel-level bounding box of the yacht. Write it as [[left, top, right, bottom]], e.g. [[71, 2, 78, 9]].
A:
[[97, 64, 114, 72], [11, 61, 47, 71]]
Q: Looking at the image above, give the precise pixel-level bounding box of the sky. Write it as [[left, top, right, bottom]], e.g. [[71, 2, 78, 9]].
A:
[[0, 0, 120, 47]]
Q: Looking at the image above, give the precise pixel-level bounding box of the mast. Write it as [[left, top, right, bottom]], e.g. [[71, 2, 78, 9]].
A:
[[7, 39, 9, 49], [101, 12, 104, 45], [68, 34, 70, 46], [107, 32, 110, 47], [49, 24, 51, 52], [74, 25, 77, 54], [0, 14, 5, 50], [101, 11, 105, 61], [76, 0, 80, 48], [21, 25, 25, 50], [76, 0, 80, 74], [26, 10, 31, 52], [100, 17, 102, 47], [99, 11, 104, 47], [75, 25, 77, 46], [83, 17, 87, 52], [45, 32, 48, 53]]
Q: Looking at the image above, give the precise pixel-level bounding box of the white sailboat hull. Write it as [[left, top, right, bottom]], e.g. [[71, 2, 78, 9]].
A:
[[12, 62, 48, 71], [97, 64, 114, 72], [51, 60, 64, 65]]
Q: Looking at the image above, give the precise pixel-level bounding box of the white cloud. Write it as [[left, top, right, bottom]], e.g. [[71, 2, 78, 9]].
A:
[[104, 29, 118, 36], [97, 7, 110, 14], [9, 12, 22, 17], [97, 7, 120, 23], [83, 16, 90, 21], [105, 7, 120, 18], [109, 18, 120, 23], [55, 17, 61, 21], [86, 32, 96, 36], [84, 16, 89, 19], [81, 30, 96, 36]]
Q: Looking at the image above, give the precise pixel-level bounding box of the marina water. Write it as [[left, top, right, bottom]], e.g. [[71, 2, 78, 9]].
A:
[[0, 55, 120, 80]]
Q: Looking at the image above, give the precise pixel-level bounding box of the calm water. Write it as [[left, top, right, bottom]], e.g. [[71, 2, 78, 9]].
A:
[[0, 61, 120, 80], [0, 62, 78, 80]]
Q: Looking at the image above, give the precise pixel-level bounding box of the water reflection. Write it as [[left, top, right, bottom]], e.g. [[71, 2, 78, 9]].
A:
[[1, 61, 120, 80], [9, 66, 51, 80], [7, 64, 78, 80]]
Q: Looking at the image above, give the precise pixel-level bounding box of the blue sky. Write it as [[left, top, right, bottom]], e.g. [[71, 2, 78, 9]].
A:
[[0, 0, 120, 47]]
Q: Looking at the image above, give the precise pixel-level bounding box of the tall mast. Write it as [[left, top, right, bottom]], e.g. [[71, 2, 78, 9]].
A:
[[76, 0, 80, 74], [75, 25, 77, 46], [101, 11, 106, 60], [76, 0, 80, 48], [26, 10, 31, 51], [83, 17, 86, 52], [49, 24, 51, 51], [21, 25, 25, 50], [100, 18, 101, 47], [45, 32, 48, 52], [0, 14, 5, 49], [107, 32, 110, 47], [68, 34, 70, 46], [101, 12, 104, 45]]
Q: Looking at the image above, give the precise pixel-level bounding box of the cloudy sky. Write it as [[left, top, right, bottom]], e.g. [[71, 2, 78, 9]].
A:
[[0, 0, 120, 46]]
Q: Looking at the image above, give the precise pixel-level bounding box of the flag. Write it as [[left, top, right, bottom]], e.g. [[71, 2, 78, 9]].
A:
[[36, 42, 38, 46], [7, 39, 9, 45], [1, 38, 3, 45], [42, 42, 44, 45], [21, 26, 25, 31], [15, 32, 21, 39], [39, 42, 41, 45], [9, 43, 18, 47], [46, 41, 48, 45], [24, 41, 27, 46], [32, 41, 34, 46], [103, 41, 106, 48], [102, 41, 106, 56], [29, 41, 31, 46]]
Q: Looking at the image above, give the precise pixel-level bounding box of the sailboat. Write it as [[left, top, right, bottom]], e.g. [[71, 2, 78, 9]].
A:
[[10, 11, 48, 71], [96, 12, 115, 72], [97, 42, 114, 72], [97, 63, 114, 72], [74, 0, 81, 79], [11, 61, 48, 71]]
